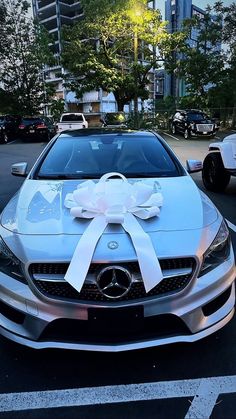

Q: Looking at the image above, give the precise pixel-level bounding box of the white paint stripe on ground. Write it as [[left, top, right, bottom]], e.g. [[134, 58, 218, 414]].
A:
[[1, 375, 236, 417], [6, 140, 18, 144], [226, 219, 236, 233], [185, 378, 220, 419], [162, 132, 180, 141]]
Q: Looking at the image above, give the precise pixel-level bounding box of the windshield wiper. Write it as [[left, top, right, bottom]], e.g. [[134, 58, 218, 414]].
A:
[[37, 173, 102, 180], [123, 172, 165, 178]]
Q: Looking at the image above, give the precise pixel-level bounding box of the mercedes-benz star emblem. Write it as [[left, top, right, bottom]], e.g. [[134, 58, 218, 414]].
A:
[[108, 241, 119, 250], [97, 266, 132, 299]]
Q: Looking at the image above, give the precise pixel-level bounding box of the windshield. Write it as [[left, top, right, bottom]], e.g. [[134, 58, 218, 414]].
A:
[[187, 113, 209, 122], [37, 132, 182, 179]]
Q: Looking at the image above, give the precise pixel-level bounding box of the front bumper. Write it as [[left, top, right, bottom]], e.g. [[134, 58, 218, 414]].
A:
[[0, 249, 235, 352], [190, 130, 216, 137]]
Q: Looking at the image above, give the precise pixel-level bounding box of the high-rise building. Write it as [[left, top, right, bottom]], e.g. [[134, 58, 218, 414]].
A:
[[32, 0, 83, 105], [164, 0, 219, 99]]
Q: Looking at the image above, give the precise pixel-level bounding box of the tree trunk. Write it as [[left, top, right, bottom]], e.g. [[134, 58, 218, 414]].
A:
[[114, 92, 126, 112]]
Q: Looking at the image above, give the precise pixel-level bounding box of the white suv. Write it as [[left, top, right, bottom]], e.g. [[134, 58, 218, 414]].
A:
[[202, 134, 236, 192]]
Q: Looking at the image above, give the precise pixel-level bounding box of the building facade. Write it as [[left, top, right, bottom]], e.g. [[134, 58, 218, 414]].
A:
[[164, 0, 216, 99]]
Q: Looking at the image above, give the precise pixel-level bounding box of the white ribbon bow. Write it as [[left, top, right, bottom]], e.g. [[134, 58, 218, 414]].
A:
[[64, 172, 163, 293]]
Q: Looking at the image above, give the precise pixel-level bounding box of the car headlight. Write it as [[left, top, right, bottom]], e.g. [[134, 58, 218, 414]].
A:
[[190, 123, 195, 129], [0, 237, 26, 283], [199, 220, 231, 276]]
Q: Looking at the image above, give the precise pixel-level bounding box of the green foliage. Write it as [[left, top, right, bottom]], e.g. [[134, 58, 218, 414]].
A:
[[49, 99, 66, 122], [177, 10, 224, 107], [0, 89, 18, 114], [155, 96, 176, 112], [0, 0, 55, 115], [178, 2, 236, 126], [62, 0, 187, 111]]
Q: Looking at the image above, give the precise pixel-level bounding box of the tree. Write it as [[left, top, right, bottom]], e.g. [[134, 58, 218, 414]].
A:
[[49, 99, 66, 122], [176, 10, 225, 108], [0, 0, 55, 116], [62, 0, 187, 111], [176, 1, 236, 127], [213, 1, 236, 126]]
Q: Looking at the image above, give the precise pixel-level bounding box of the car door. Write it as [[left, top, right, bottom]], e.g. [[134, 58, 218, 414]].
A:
[[175, 112, 185, 133], [5, 116, 16, 136]]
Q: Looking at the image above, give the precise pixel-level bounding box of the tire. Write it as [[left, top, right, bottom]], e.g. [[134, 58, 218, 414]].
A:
[[0, 131, 8, 144], [202, 152, 231, 192], [183, 129, 189, 140], [171, 124, 176, 134]]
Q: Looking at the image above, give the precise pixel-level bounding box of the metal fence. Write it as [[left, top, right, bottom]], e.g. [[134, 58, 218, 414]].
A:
[[133, 107, 236, 131]]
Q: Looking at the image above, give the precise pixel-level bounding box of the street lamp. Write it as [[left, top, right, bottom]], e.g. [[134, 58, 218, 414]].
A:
[[133, 27, 138, 128], [129, 5, 143, 129]]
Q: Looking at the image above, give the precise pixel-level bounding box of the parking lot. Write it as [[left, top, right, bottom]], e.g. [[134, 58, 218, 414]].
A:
[[0, 131, 235, 419]]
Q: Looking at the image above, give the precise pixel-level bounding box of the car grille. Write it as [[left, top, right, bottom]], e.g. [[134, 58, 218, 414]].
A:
[[29, 258, 196, 303], [196, 124, 214, 132]]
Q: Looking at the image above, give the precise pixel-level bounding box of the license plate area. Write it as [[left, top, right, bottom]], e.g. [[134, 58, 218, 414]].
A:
[[88, 306, 144, 335]]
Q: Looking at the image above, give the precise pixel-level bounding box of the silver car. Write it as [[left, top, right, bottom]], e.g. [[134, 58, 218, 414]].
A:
[[0, 130, 235, 351]]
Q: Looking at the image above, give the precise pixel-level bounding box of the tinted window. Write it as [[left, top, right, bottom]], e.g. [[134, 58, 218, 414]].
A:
[[61, 114, 83, 122], [37, 133, 182, 179], [21, 118, 41, 125]]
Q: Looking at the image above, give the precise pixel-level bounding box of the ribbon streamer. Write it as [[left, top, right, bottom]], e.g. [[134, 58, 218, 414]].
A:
[[64, 172, 163, 293]]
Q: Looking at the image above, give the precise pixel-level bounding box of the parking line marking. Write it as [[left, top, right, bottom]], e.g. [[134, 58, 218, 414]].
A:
[[0, 375, 236, 417], [162, 132, 180, 141], [184, 378, 219, 419], [6, 140, 18, 144], [226, 219, 236, 233]]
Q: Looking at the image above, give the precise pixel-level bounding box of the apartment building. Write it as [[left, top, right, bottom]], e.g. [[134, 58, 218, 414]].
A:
[[32, 0, 159, 121], [164, 0, 203, 97], [164, 0, 221, 99], [32, 0, 82, 102]]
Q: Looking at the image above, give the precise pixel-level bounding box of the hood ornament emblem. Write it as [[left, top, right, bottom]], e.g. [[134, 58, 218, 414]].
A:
[[108, 241, 119, 250]]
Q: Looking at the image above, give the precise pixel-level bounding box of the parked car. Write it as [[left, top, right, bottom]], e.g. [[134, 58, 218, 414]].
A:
[[202, 133, 236, 192], [0, 115, 21, 144], [170, 109, 219, 139], [56, 113, 88, 133], [0, 129, 235, 351], [100, 112, 128, 128], [18, 116, 56, 141]]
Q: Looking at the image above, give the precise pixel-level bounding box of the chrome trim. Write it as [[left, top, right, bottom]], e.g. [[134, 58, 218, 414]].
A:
[[196, 124, 214, 132], [32, 267, 193, 283]]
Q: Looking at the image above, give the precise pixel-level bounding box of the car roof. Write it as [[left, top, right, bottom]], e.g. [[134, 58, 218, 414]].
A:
[[176, 109, 204, 114], [58, 128, 156, 138]]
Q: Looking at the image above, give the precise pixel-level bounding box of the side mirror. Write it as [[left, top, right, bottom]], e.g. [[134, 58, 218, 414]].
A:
[[186, 159, 203, 173], [11, 162, 28, 177]]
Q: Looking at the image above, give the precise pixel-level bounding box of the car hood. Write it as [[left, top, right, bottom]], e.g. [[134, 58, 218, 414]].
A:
[[1, 177, 218, 235], [192, 118, 212, 124]]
